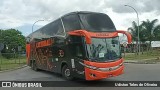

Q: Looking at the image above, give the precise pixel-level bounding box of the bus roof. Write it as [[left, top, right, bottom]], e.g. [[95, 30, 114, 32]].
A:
[[28, 11, 116, 41]]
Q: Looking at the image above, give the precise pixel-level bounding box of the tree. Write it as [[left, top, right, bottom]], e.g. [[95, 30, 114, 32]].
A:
[[128, 21, 139, 41], [128, 21, 142, 54], [0, 29, 26, 58], [141, 19, 160, 48], [153, 26, 160, 41]]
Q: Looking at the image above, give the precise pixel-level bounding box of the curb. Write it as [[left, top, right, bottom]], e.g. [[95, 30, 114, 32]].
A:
[[124, 58, 160, 64], [0, 65, 28, 73], [124, 61, 157, 64], [124, 61, 138, 63]]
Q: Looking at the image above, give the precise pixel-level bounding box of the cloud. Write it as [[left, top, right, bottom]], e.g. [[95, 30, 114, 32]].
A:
[[0, 0, 105, 28], [0, 0, 160, 36], [22, 0, 105, 20], [103, 0, 160, 13]]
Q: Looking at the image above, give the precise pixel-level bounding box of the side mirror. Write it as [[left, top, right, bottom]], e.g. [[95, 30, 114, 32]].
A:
[[26, 37, 30, 43], [117, 30, 132, 44]]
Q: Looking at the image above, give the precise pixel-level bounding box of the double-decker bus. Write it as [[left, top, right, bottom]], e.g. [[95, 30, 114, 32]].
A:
[[26, 11, 132, 80]]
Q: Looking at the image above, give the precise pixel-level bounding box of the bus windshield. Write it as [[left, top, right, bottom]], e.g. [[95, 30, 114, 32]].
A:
[[86, 37, 121, 62]]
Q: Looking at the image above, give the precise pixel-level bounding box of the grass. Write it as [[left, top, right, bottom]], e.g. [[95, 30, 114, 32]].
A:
[[0, 50, 159, 71], [123, 50, 160, 61], [0, 55, 26, 71]]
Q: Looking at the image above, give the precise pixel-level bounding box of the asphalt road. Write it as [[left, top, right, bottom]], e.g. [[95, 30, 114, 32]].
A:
[[0, 63, 160, 90]]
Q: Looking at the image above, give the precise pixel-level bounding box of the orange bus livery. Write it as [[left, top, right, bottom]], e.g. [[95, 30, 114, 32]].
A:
[[26, 11, 132, 80]]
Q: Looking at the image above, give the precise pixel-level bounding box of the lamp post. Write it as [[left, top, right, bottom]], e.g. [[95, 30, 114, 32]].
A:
[[32, 20, 45, 33], [124, 5, 140, 55]]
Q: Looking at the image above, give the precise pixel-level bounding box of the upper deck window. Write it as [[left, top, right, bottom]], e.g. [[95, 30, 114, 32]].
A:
[[79, 13, 116, 32], [62, 14, 81, 32]]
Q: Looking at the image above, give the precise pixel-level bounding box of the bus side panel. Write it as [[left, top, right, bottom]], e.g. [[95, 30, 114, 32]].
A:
[[34, 47, 51, 71], [26, 44, 31, 65], [72, 58, 86, 79], [50, 45, 69, 73], [34, 47, 44, 69], [31, 38, 54, 71], [63, 43, 86, 79]]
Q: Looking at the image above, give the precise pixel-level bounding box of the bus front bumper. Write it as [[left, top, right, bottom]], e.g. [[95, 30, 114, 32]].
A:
[[84, 64, 124, 80]]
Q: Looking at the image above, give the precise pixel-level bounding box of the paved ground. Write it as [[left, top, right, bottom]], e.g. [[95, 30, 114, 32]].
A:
[[0, 63, 160, 90]]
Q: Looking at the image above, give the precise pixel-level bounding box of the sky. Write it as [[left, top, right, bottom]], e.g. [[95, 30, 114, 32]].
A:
[[0, 0, 160, 37]]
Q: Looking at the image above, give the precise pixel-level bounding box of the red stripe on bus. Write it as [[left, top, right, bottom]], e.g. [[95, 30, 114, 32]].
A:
[[36, 39, 53, 48]]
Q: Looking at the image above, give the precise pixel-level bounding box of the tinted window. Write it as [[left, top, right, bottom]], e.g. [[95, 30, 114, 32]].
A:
[[30, 19, 64, 40], [63, 14, 81, 32], [41, 19, 64, 36], [41, 20, 59, 36], [69, 36, 85, 58], [56, 19, 65, 36], [79, 13, 116, 32]]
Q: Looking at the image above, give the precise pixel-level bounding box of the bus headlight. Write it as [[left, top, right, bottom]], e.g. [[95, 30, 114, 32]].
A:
[[79, 62, 97, 70], [87, 65, 97, 70]]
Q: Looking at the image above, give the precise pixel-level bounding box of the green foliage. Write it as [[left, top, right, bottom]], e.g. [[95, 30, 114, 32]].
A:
[[141, 19, 160, 42], [153, 27, 160, 40], [128, 21, 142, 42], [0, 55, 26, 71], [123, 50, 160, 60], [0, 29, 26, 59], [128, 19, 160, 43]]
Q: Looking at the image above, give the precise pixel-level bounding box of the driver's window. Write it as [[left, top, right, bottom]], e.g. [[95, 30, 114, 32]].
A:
[[75, 45, 83, 57], [69, 36, 84, 58]]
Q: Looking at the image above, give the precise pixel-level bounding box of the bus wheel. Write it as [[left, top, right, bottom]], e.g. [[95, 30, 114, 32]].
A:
[[62, 65, 73, 80]]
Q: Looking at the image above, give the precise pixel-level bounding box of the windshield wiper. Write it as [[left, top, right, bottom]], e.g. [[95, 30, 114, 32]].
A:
[[106, 60, 114, 62], [89, 57, 98, 62]]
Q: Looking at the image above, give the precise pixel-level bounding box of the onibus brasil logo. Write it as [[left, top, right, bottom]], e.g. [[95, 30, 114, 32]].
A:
[[1, 82, 42, 87]]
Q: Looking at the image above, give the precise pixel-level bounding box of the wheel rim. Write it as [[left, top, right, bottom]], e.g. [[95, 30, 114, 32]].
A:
[[65, 68, 70, 77]]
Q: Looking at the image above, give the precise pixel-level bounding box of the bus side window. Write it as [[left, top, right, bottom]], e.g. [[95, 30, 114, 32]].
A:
[[69, 43, 83, 58], [52, 46, 59, 58], [75, 45, 83, 57], [62, 14, 81, 32], [68, 36, 85, 58]]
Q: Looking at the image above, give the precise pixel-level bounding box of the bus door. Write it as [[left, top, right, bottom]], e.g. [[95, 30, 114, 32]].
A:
[[68, 36, 86, 76]]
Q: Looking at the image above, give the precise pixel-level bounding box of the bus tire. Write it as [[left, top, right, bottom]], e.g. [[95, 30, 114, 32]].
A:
[[62, 65, 73, 80]]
